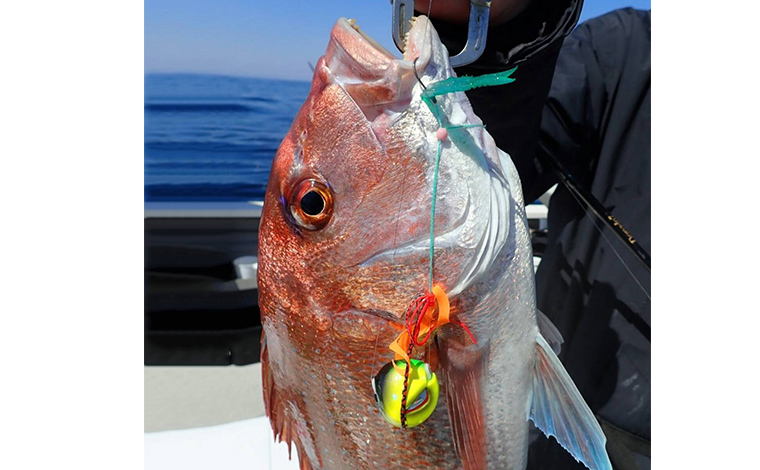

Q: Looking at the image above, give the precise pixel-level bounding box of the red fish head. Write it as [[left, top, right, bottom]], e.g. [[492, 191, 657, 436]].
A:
[[260, 16, 471, 327]]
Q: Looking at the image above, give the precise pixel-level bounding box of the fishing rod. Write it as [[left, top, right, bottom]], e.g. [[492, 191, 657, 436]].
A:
[[537, 141, 652, 273]]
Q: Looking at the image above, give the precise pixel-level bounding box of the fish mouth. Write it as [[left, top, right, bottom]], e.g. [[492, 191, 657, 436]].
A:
[[324, 16, 437, 117]]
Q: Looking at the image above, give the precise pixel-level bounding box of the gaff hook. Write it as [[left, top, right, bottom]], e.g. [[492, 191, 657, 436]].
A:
[[391, 0, 491, 68]]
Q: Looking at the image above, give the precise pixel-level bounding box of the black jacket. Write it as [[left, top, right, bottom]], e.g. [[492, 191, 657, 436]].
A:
[[530, 9, 651, 470]]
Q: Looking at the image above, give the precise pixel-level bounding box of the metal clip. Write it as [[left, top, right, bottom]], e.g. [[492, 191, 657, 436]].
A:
[[391, 0, 491, 67]]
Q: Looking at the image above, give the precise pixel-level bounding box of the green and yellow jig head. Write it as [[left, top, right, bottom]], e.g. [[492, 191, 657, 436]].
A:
[[372, 285, 475, 429], [372, 359, 440, 428]]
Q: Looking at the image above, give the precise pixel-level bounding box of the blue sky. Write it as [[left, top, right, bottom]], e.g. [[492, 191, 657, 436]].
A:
[[145, 0, 651, 81]]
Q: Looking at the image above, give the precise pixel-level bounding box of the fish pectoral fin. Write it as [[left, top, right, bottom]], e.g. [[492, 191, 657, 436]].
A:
[[261, 332, 288, 449], [437, 334, 488, 470], [536, 309, 563, 354], [261, 332, 311, 469], [530, 334, 613, 470]]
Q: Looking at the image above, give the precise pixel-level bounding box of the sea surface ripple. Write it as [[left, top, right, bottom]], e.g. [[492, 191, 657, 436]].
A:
[[144, 74, 309, 201]]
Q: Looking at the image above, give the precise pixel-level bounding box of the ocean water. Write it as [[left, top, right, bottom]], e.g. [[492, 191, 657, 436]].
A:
[[144, 74, 310, 202]]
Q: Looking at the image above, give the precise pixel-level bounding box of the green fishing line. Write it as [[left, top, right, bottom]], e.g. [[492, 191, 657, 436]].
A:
[[429, 138, 442, 291], [423, 66, 518, 290]]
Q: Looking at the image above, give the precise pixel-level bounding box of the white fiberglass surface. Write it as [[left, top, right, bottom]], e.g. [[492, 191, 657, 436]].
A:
[[144, 417, 300, 470]]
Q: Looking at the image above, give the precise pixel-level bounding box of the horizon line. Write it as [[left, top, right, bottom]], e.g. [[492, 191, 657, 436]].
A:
[[144, 71, 313, 84]]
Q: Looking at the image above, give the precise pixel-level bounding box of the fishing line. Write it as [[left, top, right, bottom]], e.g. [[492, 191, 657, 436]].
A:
[[367, 319, 385, 388], [536, 144, 650, 297], [412, 55, 441, 292], [421, 68, 517, 292], [424, 0, 433, 47], [564, 183, 651, 300], [426, 123, 483, 292], [428, 139, 442, 291], [538, 146, 651, 272]]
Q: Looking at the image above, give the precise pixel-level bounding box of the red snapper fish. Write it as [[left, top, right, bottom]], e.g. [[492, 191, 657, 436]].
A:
[[258, 15, 611, 470]]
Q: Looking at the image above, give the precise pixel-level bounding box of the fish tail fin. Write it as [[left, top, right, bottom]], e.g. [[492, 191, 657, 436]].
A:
[[530, 333, 613, 470]]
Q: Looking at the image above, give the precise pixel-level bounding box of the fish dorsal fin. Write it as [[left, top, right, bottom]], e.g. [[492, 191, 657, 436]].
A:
[[536, 309, 563, 354], [437, 335, 488, 470], [530, 334, 612, 470], [261, 332, 313, 470]]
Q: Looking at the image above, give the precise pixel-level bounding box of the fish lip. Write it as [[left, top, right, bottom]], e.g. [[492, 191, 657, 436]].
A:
[[328, 17, 400, 71], [331, 16, 433, 66], [325, 17, 434, 106], [339, 18, 398, 60]]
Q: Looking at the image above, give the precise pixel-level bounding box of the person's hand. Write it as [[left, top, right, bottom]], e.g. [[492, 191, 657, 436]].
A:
[[414, 0, 533, 26]]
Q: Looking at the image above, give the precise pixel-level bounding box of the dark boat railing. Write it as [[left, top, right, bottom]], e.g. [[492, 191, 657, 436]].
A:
[[144, 202, 264, 367]]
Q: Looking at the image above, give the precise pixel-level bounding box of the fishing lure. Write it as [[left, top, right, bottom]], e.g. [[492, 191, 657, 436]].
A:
[[372, 67, 518, 429], [372, 285, 475, 428], [372, 286, 449, 428]]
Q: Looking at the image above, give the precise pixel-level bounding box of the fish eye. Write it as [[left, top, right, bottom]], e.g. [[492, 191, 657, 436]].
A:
[[289, 178, 333, 230], [300, 190, 324, 216]]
